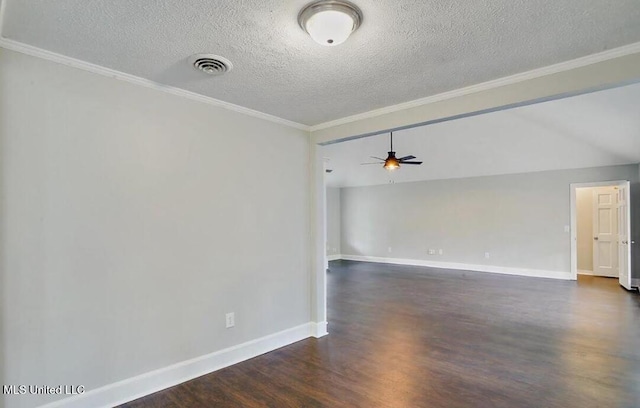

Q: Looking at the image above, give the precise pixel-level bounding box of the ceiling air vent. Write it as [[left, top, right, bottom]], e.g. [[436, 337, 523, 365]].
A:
[[188, 54, 233, 76]]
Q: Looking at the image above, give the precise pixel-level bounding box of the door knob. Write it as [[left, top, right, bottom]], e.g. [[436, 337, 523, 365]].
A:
[[593, 237, 598, 240]]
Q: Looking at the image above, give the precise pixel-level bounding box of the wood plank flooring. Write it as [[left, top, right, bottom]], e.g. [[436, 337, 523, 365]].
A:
[[118, 261, 640, 408]]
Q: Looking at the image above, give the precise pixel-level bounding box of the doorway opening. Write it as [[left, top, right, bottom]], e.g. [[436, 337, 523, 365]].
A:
[[570, 180, 632, 289], [314, 80, 640, 329]]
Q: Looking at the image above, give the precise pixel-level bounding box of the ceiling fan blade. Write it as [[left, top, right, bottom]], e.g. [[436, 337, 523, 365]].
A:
[[370, 156, 386, 161], [398, 155, 416, 161], [400, 161, 423, 165]]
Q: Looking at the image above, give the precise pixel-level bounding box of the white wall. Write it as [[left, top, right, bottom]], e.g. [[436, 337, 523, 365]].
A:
[[326, 187, 341, 257], [0, 49, 311, 408], [576, 188, 594, 272], [634, 163, 640, 283], [340, 165, 639, 278]]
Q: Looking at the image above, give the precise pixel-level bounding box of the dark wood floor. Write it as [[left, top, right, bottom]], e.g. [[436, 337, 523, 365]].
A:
[[119, 261, 640, 408]]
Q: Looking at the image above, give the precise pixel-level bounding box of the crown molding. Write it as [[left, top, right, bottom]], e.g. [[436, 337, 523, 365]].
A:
[[2, 0, 639, 136], [0, 37, 310, 132], [308, 41, 640, 132]]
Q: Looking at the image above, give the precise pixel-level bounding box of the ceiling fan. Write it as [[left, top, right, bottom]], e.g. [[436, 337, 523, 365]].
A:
[[361, 132, 423, 170]]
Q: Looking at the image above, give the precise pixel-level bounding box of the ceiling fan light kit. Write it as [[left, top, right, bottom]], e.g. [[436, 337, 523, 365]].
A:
[[383, 153, 400, 170], [298, 0, 363, 46]]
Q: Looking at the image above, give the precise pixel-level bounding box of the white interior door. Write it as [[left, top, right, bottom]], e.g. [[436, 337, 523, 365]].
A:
[[618, 183, 632, 290], [592, 187, 618, 278]]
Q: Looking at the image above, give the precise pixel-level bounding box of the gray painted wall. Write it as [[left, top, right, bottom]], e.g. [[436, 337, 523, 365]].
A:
[[0, 49, 311, 408], [326, 187, 341, 256], [341, 165, 639, 278]]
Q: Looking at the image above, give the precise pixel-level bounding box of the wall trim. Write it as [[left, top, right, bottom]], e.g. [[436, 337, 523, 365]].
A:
[[327, 254, 342, 261], [2, 4, 639, 137], [312, 321, 329, 338], [36, 322, 318, 408], [0, 39, 309, 132], [341, 255, 573, 280], [578, 269, 594, 275], [0, 0, 6, 33], [309, 41, 640, 133]]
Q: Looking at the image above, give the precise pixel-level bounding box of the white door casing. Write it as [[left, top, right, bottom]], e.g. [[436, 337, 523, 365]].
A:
[[617, 183, 632, 290], [592, 186, 618, 278]]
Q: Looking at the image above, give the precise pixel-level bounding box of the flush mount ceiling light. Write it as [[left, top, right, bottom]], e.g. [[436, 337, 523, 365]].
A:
[[298, 0, 363, 46]]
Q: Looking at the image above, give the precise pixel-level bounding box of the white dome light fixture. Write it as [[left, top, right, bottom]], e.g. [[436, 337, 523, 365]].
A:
[[298, 0, 363, 46]]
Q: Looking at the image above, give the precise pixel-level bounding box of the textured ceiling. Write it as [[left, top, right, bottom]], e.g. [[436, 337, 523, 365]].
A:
[[3, 0, 640, 126], [323, 83, 640, 187]]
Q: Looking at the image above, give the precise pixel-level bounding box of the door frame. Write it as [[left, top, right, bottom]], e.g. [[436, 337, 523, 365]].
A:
[[570, 180, 630, 281]]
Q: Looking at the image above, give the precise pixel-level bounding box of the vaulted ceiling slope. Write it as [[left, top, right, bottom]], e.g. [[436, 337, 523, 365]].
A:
[[323, 83, 640, 187], [2, 0, 640, 126]]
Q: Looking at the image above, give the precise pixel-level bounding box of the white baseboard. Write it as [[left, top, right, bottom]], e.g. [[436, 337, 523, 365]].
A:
[[632, 278, 639, 289], [327, 254, 342, 261], [578, 269, 594, 275], [341, 255, 573, 280], [37, 322, 319, 408]]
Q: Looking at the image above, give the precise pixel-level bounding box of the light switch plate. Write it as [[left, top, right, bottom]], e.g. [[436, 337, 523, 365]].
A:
[[225, 312, 235, 328]]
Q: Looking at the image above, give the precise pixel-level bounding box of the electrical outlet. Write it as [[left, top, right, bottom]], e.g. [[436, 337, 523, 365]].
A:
[[225, 312, 235, 328], [438, 249, 443, 255], [428, 249, 436, 255], [485, 252, 490, 259], [564, 225, 570, 233], [388, 246, 392, 253]]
